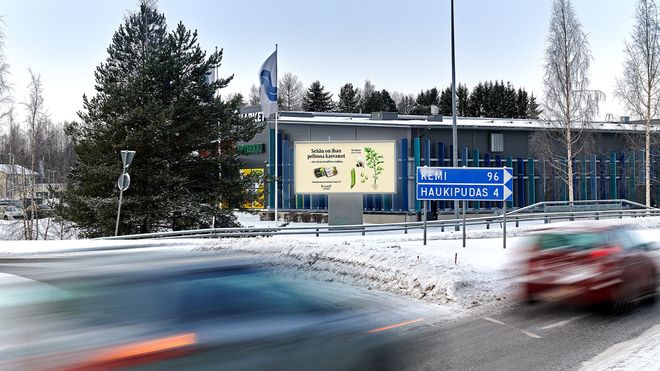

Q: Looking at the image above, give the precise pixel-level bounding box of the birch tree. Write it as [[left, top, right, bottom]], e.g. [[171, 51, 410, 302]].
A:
[[22, 69, 48, 239], [278, 72, 303, 111], [0, 17, 11, 116], [540, 0, 603, 202], [615, 0, 660, 207]]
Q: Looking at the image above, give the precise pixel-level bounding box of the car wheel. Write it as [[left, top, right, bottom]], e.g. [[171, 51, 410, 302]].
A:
[[3, 216, 7, 220], [609, 281, 639, 314]]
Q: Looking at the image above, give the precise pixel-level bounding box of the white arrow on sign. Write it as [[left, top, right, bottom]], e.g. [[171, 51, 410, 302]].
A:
[[503, 185, 513, 200], [503, 169, 513, 184]]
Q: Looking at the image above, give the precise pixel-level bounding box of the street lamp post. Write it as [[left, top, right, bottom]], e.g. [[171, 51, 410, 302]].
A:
[[451, 0, 460, 228]]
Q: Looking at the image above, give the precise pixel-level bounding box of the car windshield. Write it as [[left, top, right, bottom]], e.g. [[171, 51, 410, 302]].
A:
[[535, 232, 606, 251]]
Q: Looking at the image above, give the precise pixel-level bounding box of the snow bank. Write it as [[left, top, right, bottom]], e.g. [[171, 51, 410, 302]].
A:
[[580, 324, 660, 371], [200, 230, 524, 311]]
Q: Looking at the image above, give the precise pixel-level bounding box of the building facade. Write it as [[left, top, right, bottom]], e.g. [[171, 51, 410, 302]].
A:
[[238, 111, 652, 215]]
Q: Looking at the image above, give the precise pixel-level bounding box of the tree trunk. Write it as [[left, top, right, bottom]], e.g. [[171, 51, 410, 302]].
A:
[[567, 127, 574, 203], [646, 123, 651, 207]]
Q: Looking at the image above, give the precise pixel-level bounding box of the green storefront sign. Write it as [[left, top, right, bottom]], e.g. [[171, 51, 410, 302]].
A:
[[237, 143, 265, 155]]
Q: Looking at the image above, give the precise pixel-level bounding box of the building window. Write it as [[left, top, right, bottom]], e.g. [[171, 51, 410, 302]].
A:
[[490, 133, 504, 152]]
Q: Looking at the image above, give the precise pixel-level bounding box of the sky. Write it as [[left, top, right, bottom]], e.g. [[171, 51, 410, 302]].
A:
[[0, 0, 638, 125]]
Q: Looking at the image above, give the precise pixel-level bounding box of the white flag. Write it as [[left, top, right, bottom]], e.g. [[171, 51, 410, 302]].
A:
[[259, 50, 278, 118]]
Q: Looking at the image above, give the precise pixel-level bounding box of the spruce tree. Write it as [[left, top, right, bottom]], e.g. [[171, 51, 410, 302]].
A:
[[456, 83, 470, 117], [516, 88, 529, 119], [527, 94, 542, 119], [302, 80, 334, 112], [337, 83, 360, 113], [62, 3, 263, 237], [380, 89, 397, 112], [439, 87, 452, 115], [411, 88, 439, 115]]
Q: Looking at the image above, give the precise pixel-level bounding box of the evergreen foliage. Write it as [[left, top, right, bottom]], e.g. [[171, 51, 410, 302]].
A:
[[336, 83, 360, 113], [361, 89, 397, 113], [302, 80, 334, 112], [411, 88, 440, 115], [62, 3, 263, 237]]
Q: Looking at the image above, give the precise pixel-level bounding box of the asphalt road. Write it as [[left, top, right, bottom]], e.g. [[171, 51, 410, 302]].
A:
[[388, 298, 660, 370]]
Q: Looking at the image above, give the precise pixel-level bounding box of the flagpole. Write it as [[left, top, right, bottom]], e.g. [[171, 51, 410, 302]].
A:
[[274, 44, 279, 228]]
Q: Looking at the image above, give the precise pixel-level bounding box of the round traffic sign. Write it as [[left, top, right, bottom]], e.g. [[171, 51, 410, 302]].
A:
[[117, 173, 130, 191]]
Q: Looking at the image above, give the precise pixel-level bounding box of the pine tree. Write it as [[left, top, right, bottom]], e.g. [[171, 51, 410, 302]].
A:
[[456, 83, 470, 116], [62, 3, 263, 237], [516, 88, 529, 118], [439, 87, 452, 115], [380, 89, 397, 112], [411, 88, 439, 115], [359, 79, 376, 112], [503, 82, 517, 118], [527, 93, 542, 119], [336, 83, 360, 113], [302, 80, 334, 112], [468, 82, 486, 117]]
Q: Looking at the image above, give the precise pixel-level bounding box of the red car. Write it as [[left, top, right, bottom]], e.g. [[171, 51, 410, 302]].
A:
[[517, 223, 658, 312]]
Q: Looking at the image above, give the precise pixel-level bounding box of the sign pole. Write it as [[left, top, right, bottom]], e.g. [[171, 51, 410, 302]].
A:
[[503, 200, 507, 249], [462, 200, 466, 247], [115, 167, 125, 237], [423, 200, 428, 245]]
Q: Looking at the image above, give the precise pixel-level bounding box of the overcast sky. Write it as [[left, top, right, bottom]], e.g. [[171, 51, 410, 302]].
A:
[[1, 0, 637, 124]]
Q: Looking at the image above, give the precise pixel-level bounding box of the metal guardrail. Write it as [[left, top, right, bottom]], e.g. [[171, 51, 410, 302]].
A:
[[99, 200, 660, 240]]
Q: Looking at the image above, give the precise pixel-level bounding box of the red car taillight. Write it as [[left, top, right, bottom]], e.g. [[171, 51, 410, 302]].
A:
[[590, 246, 622, 259], [64, 333, 198, 371]]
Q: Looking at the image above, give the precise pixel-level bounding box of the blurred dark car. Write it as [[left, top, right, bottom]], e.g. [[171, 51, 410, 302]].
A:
[[24, 203, 53, 219], [0, 252, 398, 370], [516, 223, 658, 311]]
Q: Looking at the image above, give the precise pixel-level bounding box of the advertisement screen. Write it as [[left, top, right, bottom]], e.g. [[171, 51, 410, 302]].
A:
[[294, 141, 396, 194]]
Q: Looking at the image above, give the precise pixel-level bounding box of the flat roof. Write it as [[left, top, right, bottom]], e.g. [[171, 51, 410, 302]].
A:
[[268, 111, 655, 133]]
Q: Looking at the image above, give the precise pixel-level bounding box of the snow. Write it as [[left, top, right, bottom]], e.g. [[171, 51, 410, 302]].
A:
[[1, 212, 659, 367], [580, 324, 660, 371]]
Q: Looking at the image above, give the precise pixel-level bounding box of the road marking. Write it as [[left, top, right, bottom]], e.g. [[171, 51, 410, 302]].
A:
[[540, 314, 589, 330], [367, 318, 424, 333], [482, 317, 542, 339]]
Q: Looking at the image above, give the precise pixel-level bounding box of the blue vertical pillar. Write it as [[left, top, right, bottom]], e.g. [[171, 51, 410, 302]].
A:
[[268, 128, 275, 209], [609, 152, 617, 200], [517, 158, 525, 207], [581, 158, 587, 201], [528, 158, 536, 205], [282, 139, 290, 210], [590, 155, 597, 200], [620, 153, 627, 200], [414, 138, 421, 212], [507, 156, 514, 208], [437, 142, 445, 211], [630, 152, 636, 202], [473, 149, 480, 210], [400, 139, 409, 211], [560, 159, 569, 201], [484, 153, 492, 209]]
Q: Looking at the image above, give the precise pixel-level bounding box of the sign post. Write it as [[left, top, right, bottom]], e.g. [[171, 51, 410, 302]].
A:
[[115, 150, 136, 237], [416, 166, 513, 247]]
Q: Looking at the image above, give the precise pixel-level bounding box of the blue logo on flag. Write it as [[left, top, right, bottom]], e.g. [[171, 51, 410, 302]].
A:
[[260, 70, 277, 102]]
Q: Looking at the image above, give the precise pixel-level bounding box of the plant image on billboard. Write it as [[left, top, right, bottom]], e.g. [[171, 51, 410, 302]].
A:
[[294, 141, 396, 194]]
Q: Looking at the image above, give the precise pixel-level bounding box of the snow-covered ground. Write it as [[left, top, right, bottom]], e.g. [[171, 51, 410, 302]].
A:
[[2, 212, 659, 369], [580, 324, 660, 371]]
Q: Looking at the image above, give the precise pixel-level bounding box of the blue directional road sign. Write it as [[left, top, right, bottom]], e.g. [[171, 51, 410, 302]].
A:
[[416, 167, 513, 201]]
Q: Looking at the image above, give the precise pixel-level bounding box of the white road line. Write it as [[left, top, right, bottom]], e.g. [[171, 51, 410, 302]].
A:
[[482, 316, 542, 339], [540, 315, 590, 330]]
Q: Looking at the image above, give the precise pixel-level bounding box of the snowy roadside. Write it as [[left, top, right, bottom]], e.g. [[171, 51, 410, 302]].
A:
[[580, 324, 660, 371]]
